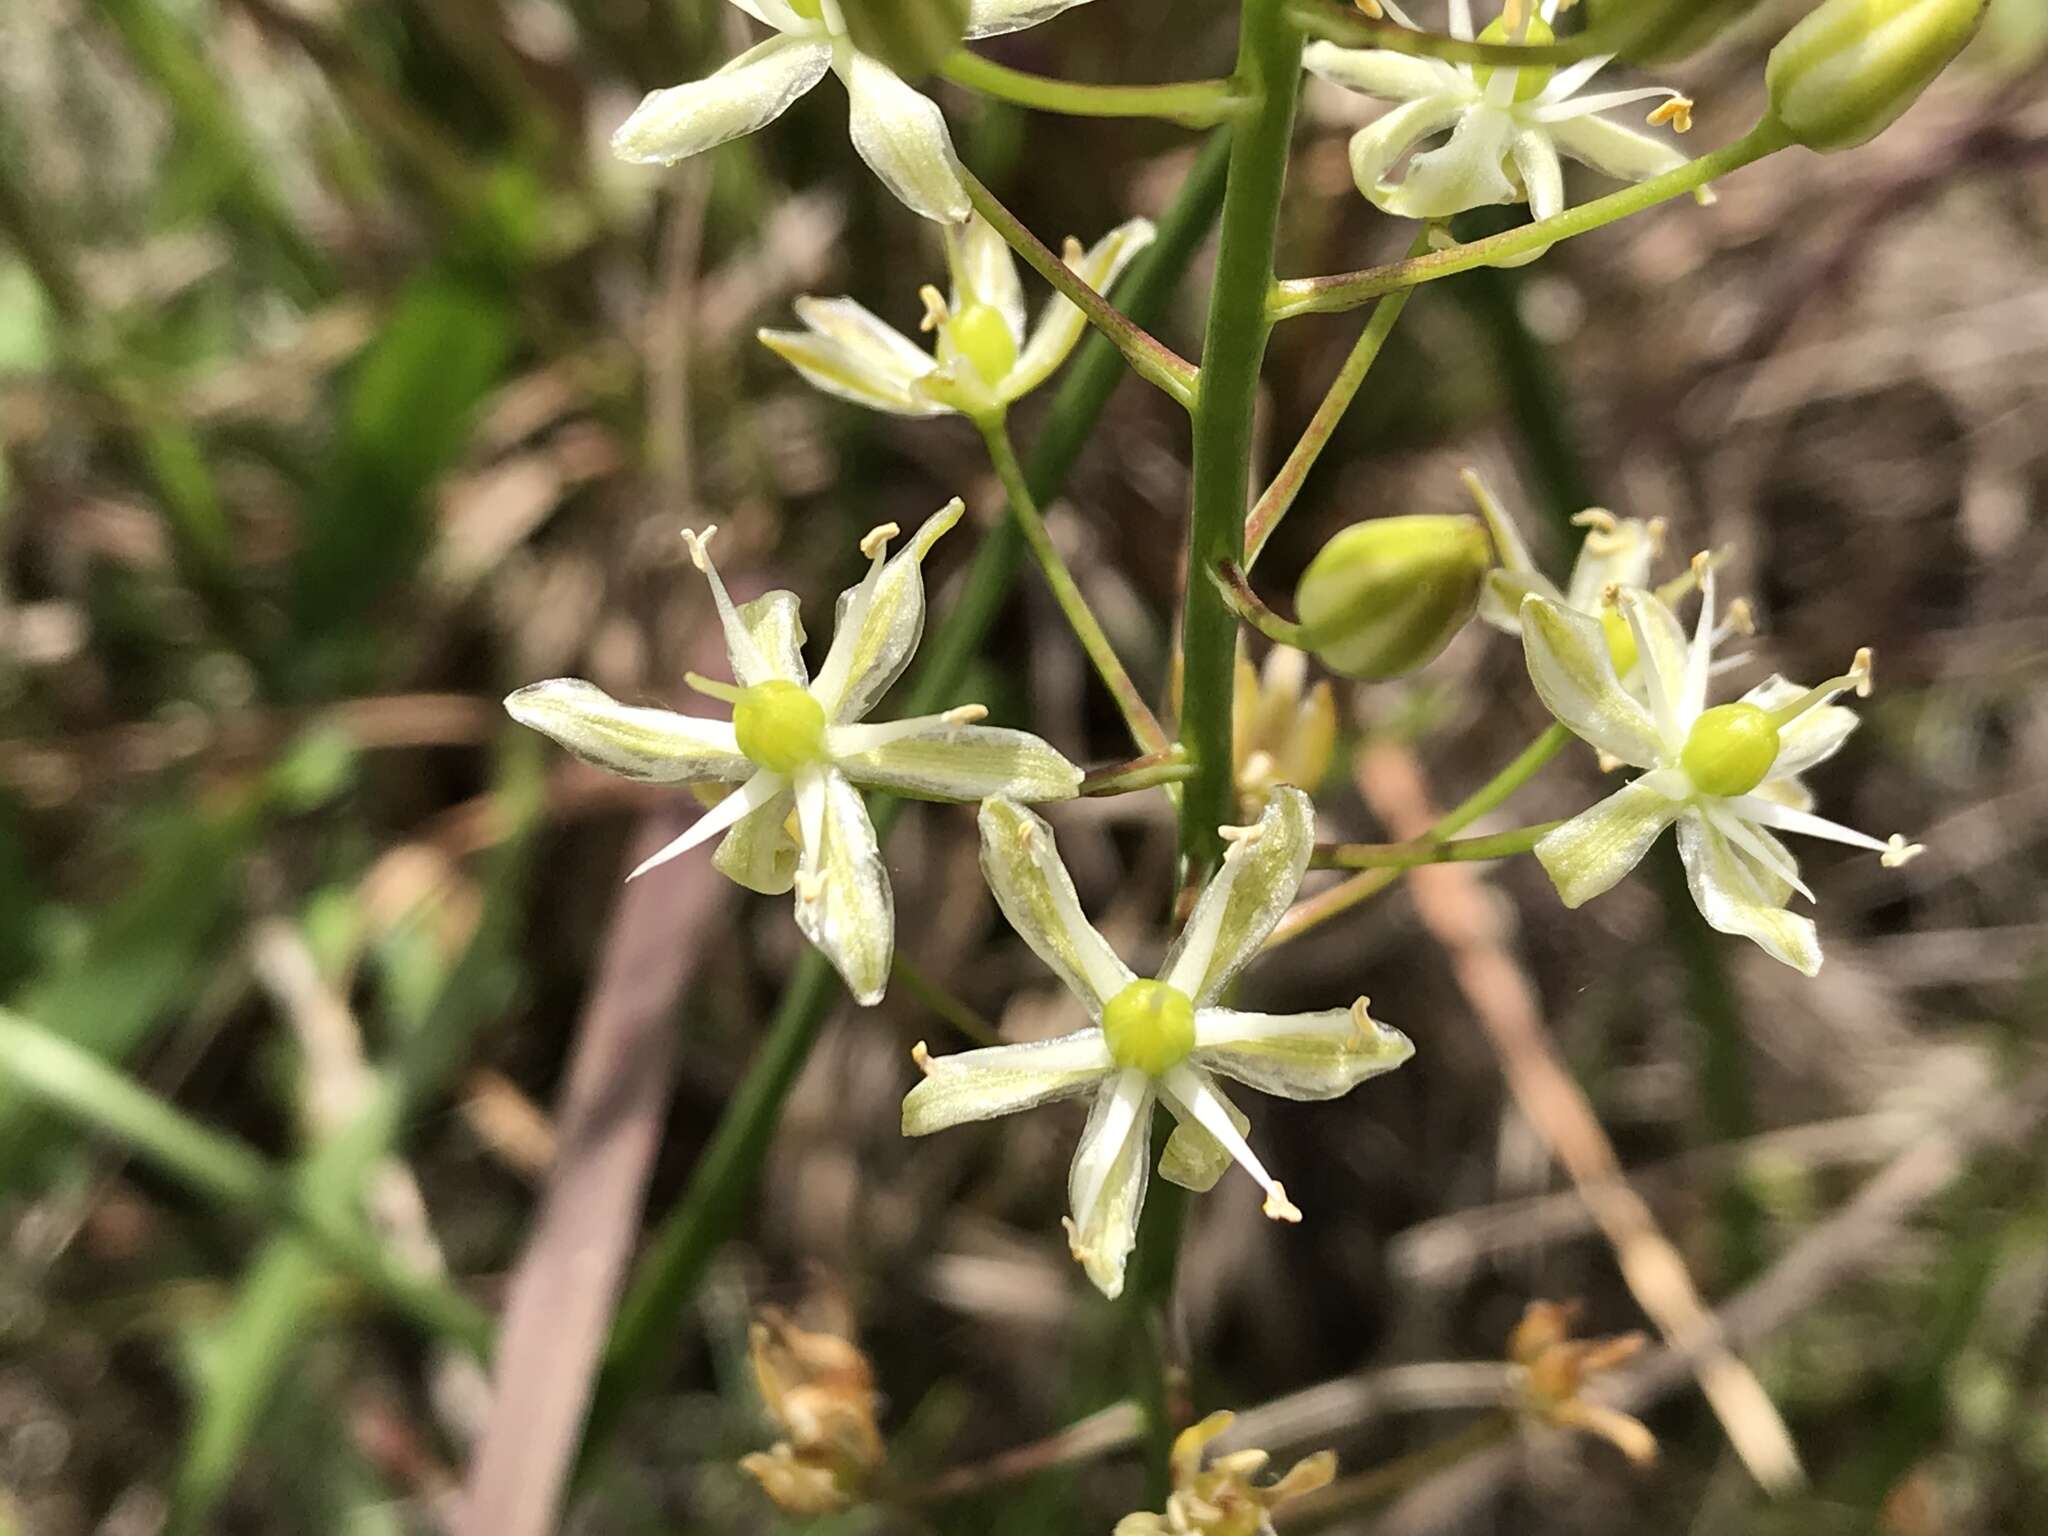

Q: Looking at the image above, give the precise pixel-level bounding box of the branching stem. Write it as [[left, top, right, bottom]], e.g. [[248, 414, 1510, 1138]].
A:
[[944, 50, 1245, 126]]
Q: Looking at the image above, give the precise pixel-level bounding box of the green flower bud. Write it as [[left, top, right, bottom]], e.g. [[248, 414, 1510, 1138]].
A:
[[1101, 979, 1196, 1077], [1680, 701, 1780, 797], [733, 680, 828, 773], [1294, 515, 1490, 681], [1586, 0, 1763, 64], [1766, 0, 1989, 152], [839, 0, 972, 83], [1599, 606, 1639, 678], [1473, 14, 1558, 102]]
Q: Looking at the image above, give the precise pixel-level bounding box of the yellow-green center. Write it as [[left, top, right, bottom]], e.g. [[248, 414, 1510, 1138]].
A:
[[787, 0, 825, 19], [732, 680, 827, 774], [1680, 702, 1780, 798], [1101, 979, 1196, 1077], [1473, 14, 1557, 103], [946, 302, 1017, 387], [1600, 607, 1639, 677]]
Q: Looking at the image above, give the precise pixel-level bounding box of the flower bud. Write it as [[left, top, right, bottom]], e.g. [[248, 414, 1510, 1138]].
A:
[[1766, 0, 1989, 152], [1293, 515, 1490, 680], [1586, 0, 1763, 64], [839, 0, 972, 82]]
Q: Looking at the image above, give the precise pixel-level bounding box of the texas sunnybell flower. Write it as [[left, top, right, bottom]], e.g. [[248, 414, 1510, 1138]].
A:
[[1303, 0, 1697, 235], [609, 0, 1097, 223], [1113, 1411, 1336, 1536], [504, 503, 1082, 1004], [1232, 643, 1338, 818], [1521, 557, 1924, 975], [902, 788, 1414, 1298], [758, 211, 1155, 419], [1507, 1300, 1657, 1466], [737, 1307, 885, 1515]]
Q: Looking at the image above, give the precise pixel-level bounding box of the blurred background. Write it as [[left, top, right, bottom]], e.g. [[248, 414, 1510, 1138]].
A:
[[2, 0, 2046, 1532]]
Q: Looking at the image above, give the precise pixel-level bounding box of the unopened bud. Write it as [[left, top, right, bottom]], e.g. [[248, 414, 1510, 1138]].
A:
[[1766, 0, 1988, 152], [839, 0, 972, 82], [1294, 515, 1489, 680], [1587, 0, 1763, 63]]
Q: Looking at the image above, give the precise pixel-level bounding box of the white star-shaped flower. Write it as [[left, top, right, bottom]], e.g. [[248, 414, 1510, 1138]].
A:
[[506, 503, 1082, 1004], [903, 788, 1414, 1297], [1304, 0, 1695, 234], [759, 211, 1155, 419], [1522, 559, 1924, 976], [611, 0, 1097, 223]]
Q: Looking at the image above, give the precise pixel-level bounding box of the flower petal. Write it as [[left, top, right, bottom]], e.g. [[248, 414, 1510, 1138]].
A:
[[760, 297, 946, 417], [1303, 41, 1463, 103], [1006, 217, 1157, 402], [714, 786, 799, 894], [1480, 567, 1559, 632], [611, 36, 830, 165], [1510, 127, 1565, 220], [793, 767, 894, 1005], [977, 798, 1136, 1013], [829, 718, 1081, 801], [1618, 586, 1694, 742], [725, 0, 811, 31], [1157, 1077, 1249, 1193], [504, 678, 751, 782], [739, 590, 809, 687], [1519, 596, 1666, 768], [1380, 104, 1520, 220], [1561, 518, 1658, 614], [948, 214, 1027, 345], [1544, 110, 1690, 187], [1742, 675, 1858, 779], [1160, 786, 1315, 1007], [1677, 811, 1821, 976], [1346, 97, 1468, 211], [1066, 1069, 1153, 1298], [901, 1029, 1114, 1135], [838, 51, 971, 224], [810, 501, 962, 722], [964, 0, 1096, 38], [1723, 794, 1895, 861], [1191, 1001, 1414, 1101], [1535, 769, 1687, 907]]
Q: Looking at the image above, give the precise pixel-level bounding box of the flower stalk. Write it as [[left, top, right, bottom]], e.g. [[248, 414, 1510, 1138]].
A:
[[943, 49, 1247, 125], [1311, 820, 1564, 870], [1269, 118, 1793, 321]]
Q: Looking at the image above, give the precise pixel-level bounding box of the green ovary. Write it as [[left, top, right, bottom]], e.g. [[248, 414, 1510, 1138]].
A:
[[946, 303, 1018, 387], [1101, 980, 1196, 1077], [1680, 702, 1780, 798], [733, 680, 828, 774], [1473, 14, 1557, 103], [787, 0, 825, 19], [1601, 607, 1639, 677]]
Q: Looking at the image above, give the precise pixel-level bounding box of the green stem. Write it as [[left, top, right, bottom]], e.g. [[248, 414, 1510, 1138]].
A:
[[891, 952, 1002, 1048], [943, 50, 1243, 127], [1311, 819, 1562, 871], [1245, 231, 1431, 568], [573, 129, 1235, 1480], [1211, 557, 1314, 649], [1180, 0, 1302, 876], [1269, 121, 1792, 322], [978, 413, 1173, 758], [1266, 723, 1571, 948], [0, 1009, 492, 1352], [964, 171, 1199, 409]]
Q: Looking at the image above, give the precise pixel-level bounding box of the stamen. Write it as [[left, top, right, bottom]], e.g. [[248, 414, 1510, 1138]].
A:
[[1015, 818, 1043, 852], [1218, 819, 1265, 859], [1724, 597, 1756, 637], [911, 1040, 935, 1076], [1647, 97, 1694, 133], [1264, 1183, 1303, 1223], [679, 524, 718, 571], [1060, 235, 1084, 267], [1764, 648, 1873, 728], [940, 703, 988, 727], [1503, 0, 1529, 32], [1881, 834, 1924, 869], [1352, 0, 1384, 15], [1645, 517, 1668, 556], [1570, 508, 1618, 535], [859, 521, 900, 560], [684, 671, 745, 704], [1689, 549, 1712, 583], [917, 285, 948, 334], [1348, 996, 1374, 1041], [796, 871, 826, 903], [1600, 580, 1622, 608]]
